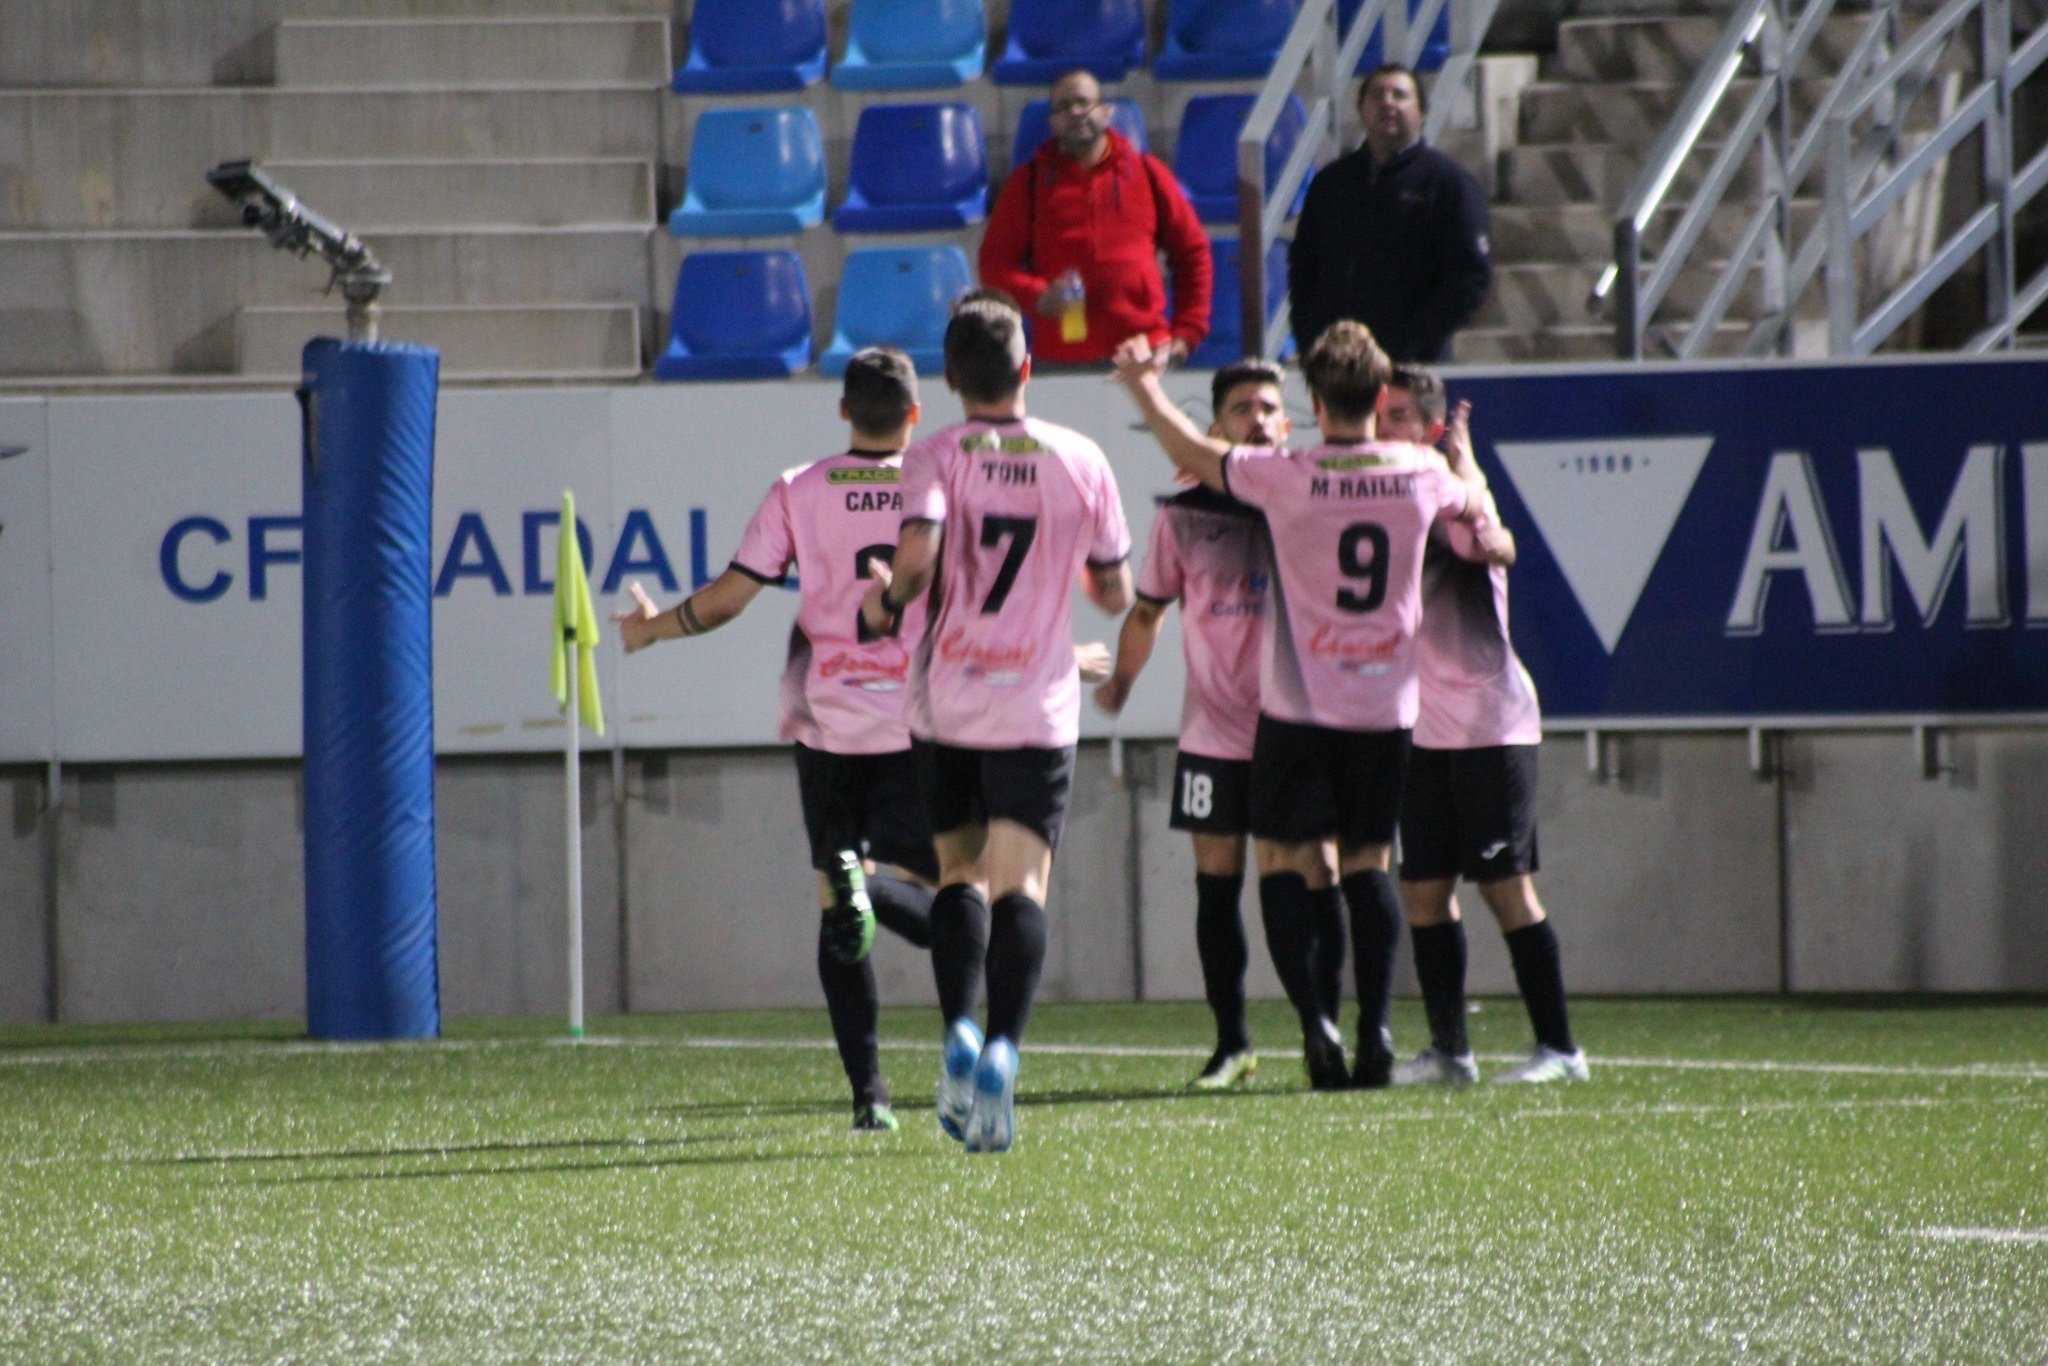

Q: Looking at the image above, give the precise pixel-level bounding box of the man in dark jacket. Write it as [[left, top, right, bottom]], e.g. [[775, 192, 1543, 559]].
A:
[[1288, 64, 1491, 362], [980, 69, 1212, 365]]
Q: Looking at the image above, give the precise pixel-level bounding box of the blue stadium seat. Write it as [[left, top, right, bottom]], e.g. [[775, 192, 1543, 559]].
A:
[[673, 0, 826, 93], [655, 250, 813, 380], [832, 0, 986, 89], [1172, 93, 1308, 225], [991, 0, 1145, 84], [832, 103, 988, 232], [818, 246, 973, 376], [1340, 0, 1450, 73], [1186, 235, 1292, 367], [1153, 0, 1299, 81], [668, 107, 825, 237], [1009, 96, 1147, 167]]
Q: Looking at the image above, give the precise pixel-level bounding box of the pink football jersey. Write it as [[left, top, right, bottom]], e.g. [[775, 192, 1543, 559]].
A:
[[1413, 519, 1542, 748], [1135, 486, 1270, 761], [730, 452, 928, 755], [1223, 439, 1469, 732], [901, 417, 1131, 749]]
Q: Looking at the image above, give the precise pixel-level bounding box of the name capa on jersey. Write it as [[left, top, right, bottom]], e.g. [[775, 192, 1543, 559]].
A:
[[828, 464, 903, 512]]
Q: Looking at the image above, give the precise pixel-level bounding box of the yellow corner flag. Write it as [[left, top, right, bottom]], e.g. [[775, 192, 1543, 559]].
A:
[[549, 490, 604, 736]]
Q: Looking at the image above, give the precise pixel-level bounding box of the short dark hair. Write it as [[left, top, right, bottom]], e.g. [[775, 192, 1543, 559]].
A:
[[841, 346, 919, 435], [1359, 62, 1427, 115], [1388, 363, 1446, 426], [944, 293, 1028, 404], [1300, 321, 1391, 424], [1210, 359, 1286, 417]]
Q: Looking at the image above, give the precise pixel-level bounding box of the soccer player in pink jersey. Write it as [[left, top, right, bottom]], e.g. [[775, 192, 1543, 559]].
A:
[[1378, 365, 1586, 1085], [859, 293, 1133, 1153], [611, 348, 940, 1132], [1113, 321, 1497, 1089], [1094, 360, 1345, 1090]]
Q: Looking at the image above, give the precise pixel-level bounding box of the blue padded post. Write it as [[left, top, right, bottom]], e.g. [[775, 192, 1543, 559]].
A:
[[300, 338, 441, 1041]]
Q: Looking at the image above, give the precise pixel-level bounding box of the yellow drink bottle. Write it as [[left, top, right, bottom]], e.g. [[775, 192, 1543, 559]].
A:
[[1057, 270, 1088, 343]]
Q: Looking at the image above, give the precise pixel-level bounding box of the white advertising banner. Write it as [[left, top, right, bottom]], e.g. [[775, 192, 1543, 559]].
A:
[[0, 399, 54, 763], [429, 387, 616, 754], [15, 375, 1204, 762], [48, 394, 304, 761]]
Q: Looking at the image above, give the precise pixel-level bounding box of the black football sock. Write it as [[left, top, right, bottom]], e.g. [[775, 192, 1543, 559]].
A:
[[984, 892, 1048, 1044], [1342, 869, 1403, 1057], [1410, 920, 1471, 1056], [816, 933, 885, 1107], [1258, 872, 1329, 1036], [928, 883, 989, 1027], [867, 872, 934, 948], [1506, 919, 1576, 1054], [1194, 872, 1250, 1053], [1309, 884, 1347, 1023]]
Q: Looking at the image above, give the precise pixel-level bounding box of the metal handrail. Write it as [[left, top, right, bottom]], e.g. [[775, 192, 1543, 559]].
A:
[[1587, 0, 1772, 357], [1825, 0, 2043, 354], [1597, 0, 2044, 359], [1234, 0, 1500, 360]]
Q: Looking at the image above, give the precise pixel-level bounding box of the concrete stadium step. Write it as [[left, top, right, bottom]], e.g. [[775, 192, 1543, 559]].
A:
[[1471, 259, 1825, 330], [1546, 14, 1881, 84], [1458, 320, 1750, 363], [1497, 140, 1763, 207], [0, 88, 665, 230], [0, 0, 674, 87], [1490, 198, 1823, 263], [273, 16, 670, 89], [0, 227, 652, 377], [236, 303, 641, 380], [1517, 78, 1859, 147], [247, 159, 656, 230]]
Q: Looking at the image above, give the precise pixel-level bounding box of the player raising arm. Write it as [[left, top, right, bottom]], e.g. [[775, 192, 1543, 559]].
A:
[[860, 292, 1132, 1152], [1094, 360, 1345, 1090], [1378, 365, 1586, 1085], [613, 347, 938, 1132], [1114, 321, 1493, 1089]]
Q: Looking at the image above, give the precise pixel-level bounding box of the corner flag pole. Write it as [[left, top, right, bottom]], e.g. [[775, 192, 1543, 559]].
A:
[[550, 489, 604, 1040], [564, 630, 585, 1039]]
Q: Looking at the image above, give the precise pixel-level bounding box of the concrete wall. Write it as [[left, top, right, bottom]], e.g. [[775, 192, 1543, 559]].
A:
[[6, 728, 2045, 1028]]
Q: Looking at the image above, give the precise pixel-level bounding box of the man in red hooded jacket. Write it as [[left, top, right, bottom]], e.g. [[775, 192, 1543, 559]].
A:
[[979, 70, 1213, 366]]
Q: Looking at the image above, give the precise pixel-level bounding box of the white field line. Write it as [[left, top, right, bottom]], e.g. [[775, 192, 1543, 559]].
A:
[[1103, 1093, 2047, 1132], [7, 1091, 2039, 1170], [1, 1033, 2045, 1082], [1912, 1227, 2048, 1245]]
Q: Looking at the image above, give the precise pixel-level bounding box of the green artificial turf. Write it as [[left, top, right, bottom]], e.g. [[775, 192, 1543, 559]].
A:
[[1, 998, 2043, 1360]]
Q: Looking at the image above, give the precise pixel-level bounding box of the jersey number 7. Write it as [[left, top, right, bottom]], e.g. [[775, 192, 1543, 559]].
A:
[[979, 515, 1038, 614]]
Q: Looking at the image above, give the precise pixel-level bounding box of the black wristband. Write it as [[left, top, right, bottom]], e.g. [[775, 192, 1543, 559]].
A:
[[681, 598, 708, 636]]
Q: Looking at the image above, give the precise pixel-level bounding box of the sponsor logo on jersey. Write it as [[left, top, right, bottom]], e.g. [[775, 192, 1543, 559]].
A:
[[817, 645, 910, 685], [937, 629, 1036, 674], [1315, 452, 1400, 472], [961, 433, 1046, 456], [1305, 622, 1400, 674], [828, 467, 899, 485]]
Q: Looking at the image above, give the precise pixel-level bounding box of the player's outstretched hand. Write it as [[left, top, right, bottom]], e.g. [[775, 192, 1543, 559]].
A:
[[611, 581, 663, 655], [1093, 673, 1132, 715], [1110, 335, 1160, 387], [858, 553, 896, 635], [1073, 640, 1112, 685], [1443, 399, 1482, 481]]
